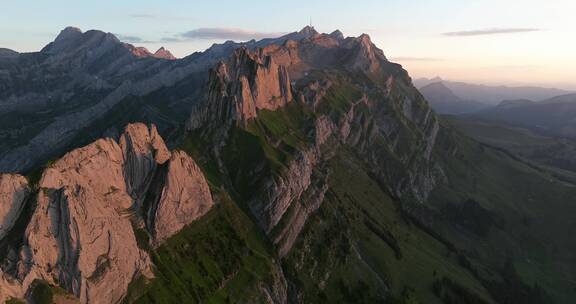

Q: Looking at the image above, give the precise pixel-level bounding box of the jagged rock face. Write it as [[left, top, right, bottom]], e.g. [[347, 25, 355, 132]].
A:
[[123, 45, 177, 60], [1, 26, 354, 174], [0, 269, 23, 302], [154, 47, 177, 60], [188, 29, 441, 256], [16, 136, 151, 303], [251, 148, 321, 234], [120, 124, 171, 210], [272, 166, 329, 257], [341, 34, 388, 74], [0, 27, 241, 173], [0, 123, 213, 303], [26, 183, 150, 304], [0, 25, 392, 174], [189, 47, 293, 128], [0, 174, 29, 240], [150, 150, 213, 243]]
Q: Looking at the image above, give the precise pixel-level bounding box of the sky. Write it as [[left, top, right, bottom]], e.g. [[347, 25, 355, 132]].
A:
[[1, 0, 575, 89]]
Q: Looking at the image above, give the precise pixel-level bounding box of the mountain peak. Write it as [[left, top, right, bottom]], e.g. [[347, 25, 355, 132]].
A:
[[422, 81, 457, 95], [425, 81, 450, 91], [329, 30, 344, 40], [53, 26, 83, 44], [154, 47, 177, 60], [298, 25, 319, 37], [189, 46, 293, 128], [41, 26, 84, 54], [128, 45, 154, 57], [420, 81, 463, 104], [56, 26, 82, 40], [357, 33, 373, 45]]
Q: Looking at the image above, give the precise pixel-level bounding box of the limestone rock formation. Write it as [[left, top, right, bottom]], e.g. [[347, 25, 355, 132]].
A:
[[0, 26, 244, 173], [0, 25, 387, 174], [18, 130, 154, 303], [0, 123, 213, 303], [189, 47, 293, 128], [0, 174, 29, 240], [188, 28, 441, 257], [120, 123, 171, 210], [150, 150, 213, 244], [154, 47, 177, 60], [123, 45, 177, 60]]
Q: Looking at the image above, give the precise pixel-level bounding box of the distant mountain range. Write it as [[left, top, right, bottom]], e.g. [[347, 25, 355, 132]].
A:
[[472, 93, 576, 138], [0, 26, 322, 173], [418, 82, 489, 114], [414, 77, 573, 105]]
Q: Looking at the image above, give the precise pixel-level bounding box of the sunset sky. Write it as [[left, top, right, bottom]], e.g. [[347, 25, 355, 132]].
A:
[[1, 0, 575, 89]]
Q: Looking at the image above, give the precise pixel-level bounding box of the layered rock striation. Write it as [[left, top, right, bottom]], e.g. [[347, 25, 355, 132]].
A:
[[188, 29, 441, 256], [0, 123, 213, 303], [189, 47, 293, 128], [0, 174, 29, 241]]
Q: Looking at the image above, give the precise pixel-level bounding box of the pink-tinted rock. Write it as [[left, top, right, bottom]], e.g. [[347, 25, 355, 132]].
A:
[[0, 174, 29, 240], [151, 150, 213, 244]]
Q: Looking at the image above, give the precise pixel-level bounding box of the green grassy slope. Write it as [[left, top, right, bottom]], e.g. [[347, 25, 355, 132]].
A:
[[426, 121, 576, 303], [284, 151, 494, 304], [445, 115, 576, 182], [125, 193, 282, 304]]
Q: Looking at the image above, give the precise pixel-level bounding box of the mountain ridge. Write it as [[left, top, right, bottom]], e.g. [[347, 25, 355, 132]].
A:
[[414, 77, 574, 104], [419, 81, 489, 114], [1, 25, 576, 304]]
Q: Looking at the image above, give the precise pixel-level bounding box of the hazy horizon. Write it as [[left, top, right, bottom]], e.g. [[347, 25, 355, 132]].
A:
[[2, 0, 575, 90]]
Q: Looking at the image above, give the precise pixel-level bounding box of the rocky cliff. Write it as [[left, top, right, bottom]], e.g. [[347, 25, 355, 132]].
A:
[[0, 26, 242, 173], [153, 47, 177, 60], [189, 47, 293, 128], [2, 25, 570, 303], [0, 26, 352, 174], [0, 123, 213, 303], [188, 29, 441, 257], [0, 175, 29, 241]]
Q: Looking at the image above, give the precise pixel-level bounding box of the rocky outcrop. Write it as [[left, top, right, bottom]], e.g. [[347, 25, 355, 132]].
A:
[[123, 45, 177, 60], [187, 29, 441, 257], [341, 34, 388, 75], [120, 123, 171, 211], [189, 47, 293, 128], [251, 148, 321, 234], [1, 25, 388, 174], [154, 47, 177, 60], [0, 27, 244, 173], [0, 123, 213, 303], [0, 269, 23, 302], [0, 174, 29, 240], [149, 150, 213, 243], [272, 168, 329, 257], [18, 130, 155, 303]]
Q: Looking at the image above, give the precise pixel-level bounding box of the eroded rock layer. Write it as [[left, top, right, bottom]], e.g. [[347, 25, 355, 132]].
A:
[[188, 30, 441, 257], [0, 174, 29, 240], [0, 123, 213, 303]]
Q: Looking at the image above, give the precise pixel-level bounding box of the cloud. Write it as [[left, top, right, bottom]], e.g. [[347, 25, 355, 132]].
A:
[[180, 28, 285, 41], [115, 34, 153, 44], [160, 37, 182, 43], [442, 28, 541, 37], [390, 56, 443, 62], [130, 14, 155, 18]]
